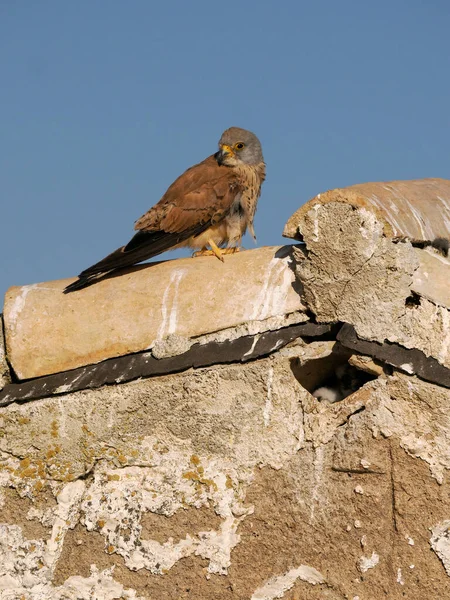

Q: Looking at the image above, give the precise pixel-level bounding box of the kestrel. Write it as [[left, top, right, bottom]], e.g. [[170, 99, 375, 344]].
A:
[[64, 127, 265, 293]]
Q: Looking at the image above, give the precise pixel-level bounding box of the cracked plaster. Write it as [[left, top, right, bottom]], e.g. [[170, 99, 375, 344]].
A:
[[1, 352, 450, 598]]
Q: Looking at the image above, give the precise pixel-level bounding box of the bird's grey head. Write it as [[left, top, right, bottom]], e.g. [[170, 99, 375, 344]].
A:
[[216, 127, 264, 167]]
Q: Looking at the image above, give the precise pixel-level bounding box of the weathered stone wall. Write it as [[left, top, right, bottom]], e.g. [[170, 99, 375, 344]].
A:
[[1, 351, 450, 599], [1, 178, 449, 599]]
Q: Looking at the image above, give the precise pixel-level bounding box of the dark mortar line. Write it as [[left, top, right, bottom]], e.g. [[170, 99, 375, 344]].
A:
[[337, 323, 450, 389], [0, 322, 331, 408]]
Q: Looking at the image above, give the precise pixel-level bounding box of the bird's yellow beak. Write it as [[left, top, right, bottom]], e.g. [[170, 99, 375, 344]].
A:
[[221, 144, 234, 155], [217, 143, 234, 164]]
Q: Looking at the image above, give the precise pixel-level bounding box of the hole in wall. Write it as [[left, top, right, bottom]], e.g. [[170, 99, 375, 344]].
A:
[[405, 292, 421, 308], [290, 342, 379, 404]]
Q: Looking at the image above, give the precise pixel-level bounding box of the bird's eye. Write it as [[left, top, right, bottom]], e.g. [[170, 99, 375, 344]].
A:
[[235, 142, 245, 150]]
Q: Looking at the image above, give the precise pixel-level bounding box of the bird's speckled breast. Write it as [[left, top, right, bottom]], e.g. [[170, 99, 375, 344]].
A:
[[234, 161, 266, 240], [185, 161, 266, 250]]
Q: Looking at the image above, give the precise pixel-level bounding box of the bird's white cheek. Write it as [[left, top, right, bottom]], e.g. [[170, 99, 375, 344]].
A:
[[222, 156, 239, 167]]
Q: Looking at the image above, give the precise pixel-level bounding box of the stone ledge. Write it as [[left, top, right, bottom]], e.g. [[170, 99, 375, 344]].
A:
[[0, 321, 331, 407], [3, 316, 449, 407], [3, 245, 306, 380]]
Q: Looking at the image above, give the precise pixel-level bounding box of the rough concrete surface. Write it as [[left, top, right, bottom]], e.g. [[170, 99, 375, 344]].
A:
[[3, 246, 306, 380], [292, 200, 450, 368], [292, 201, 418, 325], [1, 349, 450, 599]]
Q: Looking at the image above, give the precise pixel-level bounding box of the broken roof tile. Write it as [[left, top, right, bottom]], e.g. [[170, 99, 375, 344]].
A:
[[284, 178, 450, 242]]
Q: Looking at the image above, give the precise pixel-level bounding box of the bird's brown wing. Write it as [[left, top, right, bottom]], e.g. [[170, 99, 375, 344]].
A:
[[64, 156, 241, 293], [134, 155, 238, 232]]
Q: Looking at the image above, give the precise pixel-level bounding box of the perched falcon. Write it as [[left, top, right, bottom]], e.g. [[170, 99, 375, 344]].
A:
[[64, 127, 265, 293]]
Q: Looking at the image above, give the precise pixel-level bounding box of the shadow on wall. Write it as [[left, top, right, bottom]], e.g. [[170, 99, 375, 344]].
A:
[[274, 244, 305, 300]]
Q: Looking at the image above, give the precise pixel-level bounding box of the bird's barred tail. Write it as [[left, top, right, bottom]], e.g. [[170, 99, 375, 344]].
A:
[[63, 227, 207, 293]]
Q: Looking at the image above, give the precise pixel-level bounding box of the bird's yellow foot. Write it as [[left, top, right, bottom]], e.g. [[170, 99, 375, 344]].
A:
[[192, 245, 242, 261], [221, 247, 241, 255], [192, 240, 225, 262], [192, 249, 216, 258]]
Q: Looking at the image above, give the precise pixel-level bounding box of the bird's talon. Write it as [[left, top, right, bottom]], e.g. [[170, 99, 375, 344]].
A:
[[207, 239, 225, 262], [192, 248, 219, 259]]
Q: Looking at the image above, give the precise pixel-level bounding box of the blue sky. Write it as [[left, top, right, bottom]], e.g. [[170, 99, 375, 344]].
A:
[[1, 1, 449, 303]]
